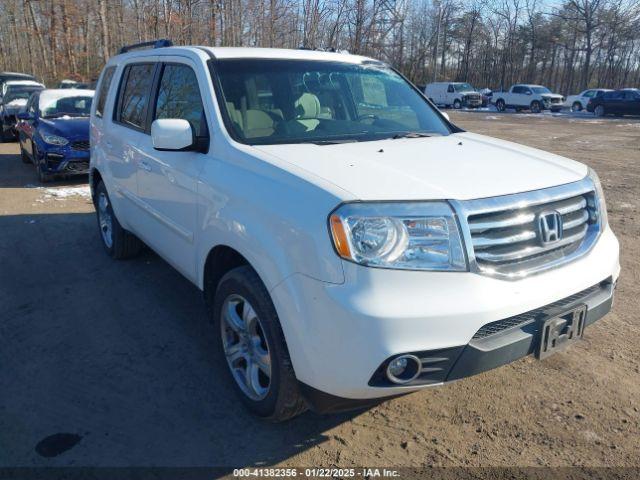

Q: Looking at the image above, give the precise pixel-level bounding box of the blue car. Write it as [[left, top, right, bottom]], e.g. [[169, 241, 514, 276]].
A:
[[17, 89, 94, 182]]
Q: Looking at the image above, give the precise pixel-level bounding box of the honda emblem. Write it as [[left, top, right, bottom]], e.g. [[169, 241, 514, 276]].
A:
[[538, 211, 563, 245]]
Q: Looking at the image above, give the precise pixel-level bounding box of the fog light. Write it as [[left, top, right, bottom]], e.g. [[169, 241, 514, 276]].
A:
[[386, 354, 421, 384]]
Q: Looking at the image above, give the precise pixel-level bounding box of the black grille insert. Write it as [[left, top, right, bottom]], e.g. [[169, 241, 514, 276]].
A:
[[472, 282, 605, 339]]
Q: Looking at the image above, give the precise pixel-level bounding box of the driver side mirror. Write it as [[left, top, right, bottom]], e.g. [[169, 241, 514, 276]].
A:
[[151, 119, 203, 152], [526, 91, 532, 95]]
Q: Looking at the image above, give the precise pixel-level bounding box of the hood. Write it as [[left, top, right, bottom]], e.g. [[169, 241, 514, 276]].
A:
[[253, 132, 587, 201], [5, 98, 27, 109], [39, 117, 89, 140], [541, 93, 563, 99]]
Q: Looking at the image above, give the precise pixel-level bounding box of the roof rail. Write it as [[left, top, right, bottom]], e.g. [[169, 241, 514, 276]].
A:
[[119, 39, 173, 55]]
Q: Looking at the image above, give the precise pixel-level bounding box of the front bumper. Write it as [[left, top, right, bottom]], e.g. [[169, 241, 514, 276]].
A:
[[39, 147, 90, 175], [270, 226, 619, 405]]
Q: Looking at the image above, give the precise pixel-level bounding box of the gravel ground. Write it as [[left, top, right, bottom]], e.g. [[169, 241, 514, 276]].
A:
[[0, 111, 638, 474]]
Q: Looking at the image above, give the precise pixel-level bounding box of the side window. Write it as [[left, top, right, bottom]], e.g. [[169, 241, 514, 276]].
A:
[[117, 63, 155, 130], [447, 84, 454, 93], [512, 86, 523, 94], [584, 90, 595, 98], [624, 91, 638, 100], [27, 94, 37, 114], [95, 66, 116, 118], [154, 64, 206, 136]]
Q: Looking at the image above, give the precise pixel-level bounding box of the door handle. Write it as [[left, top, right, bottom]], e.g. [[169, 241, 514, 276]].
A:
[[139, 161, 152, 172]]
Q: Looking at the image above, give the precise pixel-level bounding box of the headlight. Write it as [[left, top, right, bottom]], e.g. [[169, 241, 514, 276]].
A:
[[588, 168, 608, 227], [329, 202, 467, 271], [42, 134, 69, 146]]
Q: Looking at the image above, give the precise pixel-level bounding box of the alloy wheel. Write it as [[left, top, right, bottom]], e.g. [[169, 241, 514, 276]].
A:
[[221, 294, 272, 401], [98, 192, 114, 248]]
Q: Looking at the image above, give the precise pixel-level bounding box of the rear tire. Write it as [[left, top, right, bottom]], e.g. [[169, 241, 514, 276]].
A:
[[496, 99, 506, 112], [95, 181, 143, 259], [211, 266, 307, 422]]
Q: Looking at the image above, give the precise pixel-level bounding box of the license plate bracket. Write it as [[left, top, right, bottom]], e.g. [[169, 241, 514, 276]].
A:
[[536, 305, 587, 360]]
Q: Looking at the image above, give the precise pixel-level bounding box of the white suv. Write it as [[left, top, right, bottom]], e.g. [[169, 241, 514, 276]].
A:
[[90, 41, 620, 421]]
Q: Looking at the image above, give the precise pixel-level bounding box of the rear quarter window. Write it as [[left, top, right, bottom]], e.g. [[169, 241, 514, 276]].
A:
[[95, 66, 116, 118]]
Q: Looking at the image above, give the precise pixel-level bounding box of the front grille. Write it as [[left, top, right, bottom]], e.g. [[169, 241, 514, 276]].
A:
[[71, 140, 90, 151], [456, 178, 601, 278], [472, 282, 604, 339]]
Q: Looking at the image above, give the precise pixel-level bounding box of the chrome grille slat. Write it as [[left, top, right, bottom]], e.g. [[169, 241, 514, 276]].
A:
[[474, 224, 588, 263], [455, 178, 601, 279], [473, 229, 537, 249], [562, 210, 589, 229]]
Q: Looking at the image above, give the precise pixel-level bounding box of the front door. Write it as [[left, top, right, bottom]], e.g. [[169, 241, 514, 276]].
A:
[[135, 60, 210, 283]]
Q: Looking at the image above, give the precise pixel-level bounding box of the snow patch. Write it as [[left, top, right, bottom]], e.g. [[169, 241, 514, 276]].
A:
[[32, 185, 91, 202]]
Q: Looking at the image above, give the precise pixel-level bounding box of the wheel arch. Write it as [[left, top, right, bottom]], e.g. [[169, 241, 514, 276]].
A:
[[202, 244, 256, 309]]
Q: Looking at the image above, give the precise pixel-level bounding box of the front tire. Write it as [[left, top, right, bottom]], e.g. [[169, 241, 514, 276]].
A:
[[594, 105, 606, 117], [453, 99, 462, 109], [20, 143, 30, 164], [212, 266, 306, 422], [95, 181, 142, 259], [496, 99, 506, 112], [530, 100, 541, 113]]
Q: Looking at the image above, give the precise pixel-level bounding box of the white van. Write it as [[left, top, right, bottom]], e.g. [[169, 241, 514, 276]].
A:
[[424, 82, 482, 109]]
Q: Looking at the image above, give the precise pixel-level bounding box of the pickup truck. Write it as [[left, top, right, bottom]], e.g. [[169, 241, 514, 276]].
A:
[[493, 84, 564, 113]]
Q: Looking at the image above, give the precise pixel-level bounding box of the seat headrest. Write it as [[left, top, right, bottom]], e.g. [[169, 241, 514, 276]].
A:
[[294, 93, 321, 120]]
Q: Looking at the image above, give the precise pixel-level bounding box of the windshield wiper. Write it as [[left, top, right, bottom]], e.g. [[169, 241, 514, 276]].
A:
[[309, 139, 360, 145], [391, 132, 434, 139]]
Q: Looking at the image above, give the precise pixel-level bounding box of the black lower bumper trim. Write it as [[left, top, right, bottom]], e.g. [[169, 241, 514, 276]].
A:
[[446, 277, 614, 381]]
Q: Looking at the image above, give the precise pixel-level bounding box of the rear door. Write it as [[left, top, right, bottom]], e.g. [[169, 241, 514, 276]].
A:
[[623, 91, 640, 115], [134, 59, 210, 283], [107, 61, 159, 228], [606, 91, 624, 114]]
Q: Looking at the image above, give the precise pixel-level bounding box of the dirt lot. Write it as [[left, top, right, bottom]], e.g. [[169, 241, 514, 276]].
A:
[[1, 112, 639, 474]]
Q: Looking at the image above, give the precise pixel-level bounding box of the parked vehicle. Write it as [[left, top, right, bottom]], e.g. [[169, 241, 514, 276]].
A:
[[91, 41, 619, 421], [479, 88, 493, 107], [565, 89, 612, 112], [16, 89, 94, 182], [0, 71, 36, 93], [0, 80, 44, 141], [424, 82, 483, 108], [58, 79, 90, 89], [493, 84, 564, 113], [587, 89, 640, 117]]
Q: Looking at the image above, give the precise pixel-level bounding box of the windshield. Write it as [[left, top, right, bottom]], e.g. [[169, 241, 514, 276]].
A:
[[40, 95, 93, 117], [4, 87, 41, 103], [453, 83, 474, 92], [531, 87, 551, 94], [214, 59, 451, 145]]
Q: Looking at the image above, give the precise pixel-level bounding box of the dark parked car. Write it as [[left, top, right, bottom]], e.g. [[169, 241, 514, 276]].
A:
[[587, 89, 640, 117], [16, 89, 94, 182], [0, 80, 44, 141], [0, 71, 36, 92]]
